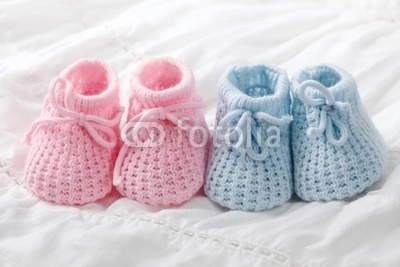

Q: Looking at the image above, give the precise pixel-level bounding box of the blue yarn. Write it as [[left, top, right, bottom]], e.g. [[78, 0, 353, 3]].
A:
[[205, 64, 293, 211], [291, 64, 387, 201]]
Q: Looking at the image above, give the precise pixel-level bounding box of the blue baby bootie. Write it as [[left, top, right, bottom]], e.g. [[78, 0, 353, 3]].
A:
[[291, 64, 387, 201], [205, 64, 293, 211]]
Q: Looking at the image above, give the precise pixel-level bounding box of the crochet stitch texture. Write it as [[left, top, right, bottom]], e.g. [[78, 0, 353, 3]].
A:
[[24, 59, 124, 205], [291, 64, 387, 201], [113, 57, 209, 206], [205, 64, 293, 211]]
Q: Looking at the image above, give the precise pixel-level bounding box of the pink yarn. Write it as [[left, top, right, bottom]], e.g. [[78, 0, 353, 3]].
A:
[[113, 57, 209, 206], [24, 59, 124, 205]]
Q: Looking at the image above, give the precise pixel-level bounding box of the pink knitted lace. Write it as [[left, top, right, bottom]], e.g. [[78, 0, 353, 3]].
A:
[[113, 57, 209, 206], [24, 59, 124, 205]]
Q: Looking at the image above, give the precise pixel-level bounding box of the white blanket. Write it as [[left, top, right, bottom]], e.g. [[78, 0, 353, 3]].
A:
[[1, 1, 400, 266]]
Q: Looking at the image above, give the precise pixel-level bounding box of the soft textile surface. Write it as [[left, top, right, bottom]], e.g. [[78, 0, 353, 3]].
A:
[[1, 0, 400, 266]]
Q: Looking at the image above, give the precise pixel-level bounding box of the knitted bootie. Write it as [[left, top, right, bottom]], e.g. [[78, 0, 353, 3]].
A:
[[113, 57, 209, 206], [205, 64, 293, 211], [291, 64, 387, 201], [24, 59, 124, 205]]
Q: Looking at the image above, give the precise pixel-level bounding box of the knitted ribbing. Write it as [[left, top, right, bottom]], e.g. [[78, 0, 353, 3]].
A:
[[113, 57, 209, 206], [24, 59, 124, 205], [205, 64, 293, 211], [291, 64, 387, 201]]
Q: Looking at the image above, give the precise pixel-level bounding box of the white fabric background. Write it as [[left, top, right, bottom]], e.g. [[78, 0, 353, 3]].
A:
[[1, 0, 400, 266]]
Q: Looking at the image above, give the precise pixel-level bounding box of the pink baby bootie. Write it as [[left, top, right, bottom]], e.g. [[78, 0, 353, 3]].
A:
[[24, 59, 124, 205], [113, 57, 209, 206]]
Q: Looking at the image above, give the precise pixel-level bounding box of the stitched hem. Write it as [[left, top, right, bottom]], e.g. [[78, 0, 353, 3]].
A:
[[1, 160, 308, 267]]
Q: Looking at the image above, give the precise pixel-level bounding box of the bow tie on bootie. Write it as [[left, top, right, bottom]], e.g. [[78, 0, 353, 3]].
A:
[[121, 102, 204, 147], [298, 80, 350, 147], [25, 77, 124, 149], [216, 109, 292, 161]]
